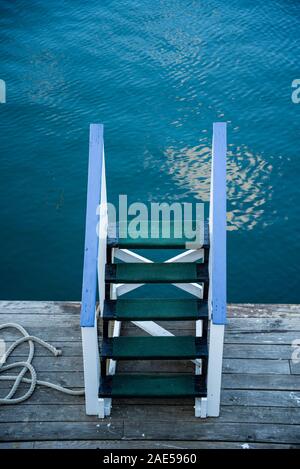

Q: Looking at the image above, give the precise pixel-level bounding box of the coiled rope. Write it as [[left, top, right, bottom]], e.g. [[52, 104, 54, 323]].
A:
[[0, 323, 84, 404]]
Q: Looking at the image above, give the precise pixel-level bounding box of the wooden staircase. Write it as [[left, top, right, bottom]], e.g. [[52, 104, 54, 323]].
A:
[[80, 123, 227, 418], [99, 225, 209, 400]]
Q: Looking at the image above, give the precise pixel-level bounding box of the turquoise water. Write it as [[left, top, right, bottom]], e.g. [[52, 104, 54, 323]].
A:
[[0, 0, 299, 302]]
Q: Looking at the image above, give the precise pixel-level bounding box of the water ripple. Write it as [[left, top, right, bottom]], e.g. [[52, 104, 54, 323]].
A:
[[164, 142, 275, 231]]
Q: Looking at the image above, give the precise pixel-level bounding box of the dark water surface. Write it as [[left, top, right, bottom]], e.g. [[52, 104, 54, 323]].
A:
[[0, 0, 299, 302]]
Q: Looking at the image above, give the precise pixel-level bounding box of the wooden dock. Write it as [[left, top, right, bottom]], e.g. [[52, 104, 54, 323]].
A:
[[0, 301, 300, 449]]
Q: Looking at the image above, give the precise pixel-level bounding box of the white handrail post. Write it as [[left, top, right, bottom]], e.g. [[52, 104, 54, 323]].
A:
[[97, 147, 109, 417], [206, 122, 227, 417], [81, 320, 102, 416]]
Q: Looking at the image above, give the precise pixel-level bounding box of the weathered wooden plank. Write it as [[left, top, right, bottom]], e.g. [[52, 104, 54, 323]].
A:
[[0, 387, 85, 405], [1, 316, 299, 336], [3, 339, 296, 358], [124, 421, 300, 444], [1, 389, 298, 409], [226, 318, 300, 332], [0, 356, 84, 372], [2, 326, 299, 344], [221, 389, 300, 408], [2, 371, 299, 395], [219, 406, 300, 424], [1, 402, 300, 426], [224, 344, 293, 359], [1, 312, 299, 340], [1, 388, 299, 410], [0, 314, 78, 326], [222, 373, 300, 390], [1, 419, 299, 445], [117, 359, 291, 374], [1, 302, 299, 318], [0, 326, 80, 341], [0, 421, 124, 442], [1, 356, 290, 374], [0, 371, 84, 389], [2, 382, 197, 406], [3, 341, 83, 357], [0, 442, 35, 449], [223, 358, 290, 374], [0, 301, 80, 315], [5, 334, 294, 350], [31, 440, 299, 449], [6, 340, 272, 359], [227, 304, 300, 318], [0, 404, 89, 423], [225, 331, 300, 345]]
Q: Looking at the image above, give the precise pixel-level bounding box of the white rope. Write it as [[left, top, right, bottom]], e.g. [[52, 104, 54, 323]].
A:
[[0, 323, 84, 404]]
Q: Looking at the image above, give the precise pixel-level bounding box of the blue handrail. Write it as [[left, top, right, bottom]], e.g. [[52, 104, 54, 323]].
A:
[[80, 124, 104, 327], [210, 122, 227, 325]]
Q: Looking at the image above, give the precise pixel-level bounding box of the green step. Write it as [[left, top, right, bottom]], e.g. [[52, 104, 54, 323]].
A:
[[99, 374, 206, 398], [101, 336, 208, 360], [105, 262, 208, 283], [107, 220, 209, 249], [103, 299, 208, 321]]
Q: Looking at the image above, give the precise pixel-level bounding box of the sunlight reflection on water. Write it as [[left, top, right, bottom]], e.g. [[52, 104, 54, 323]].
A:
[[165, 143, 273, 231]]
